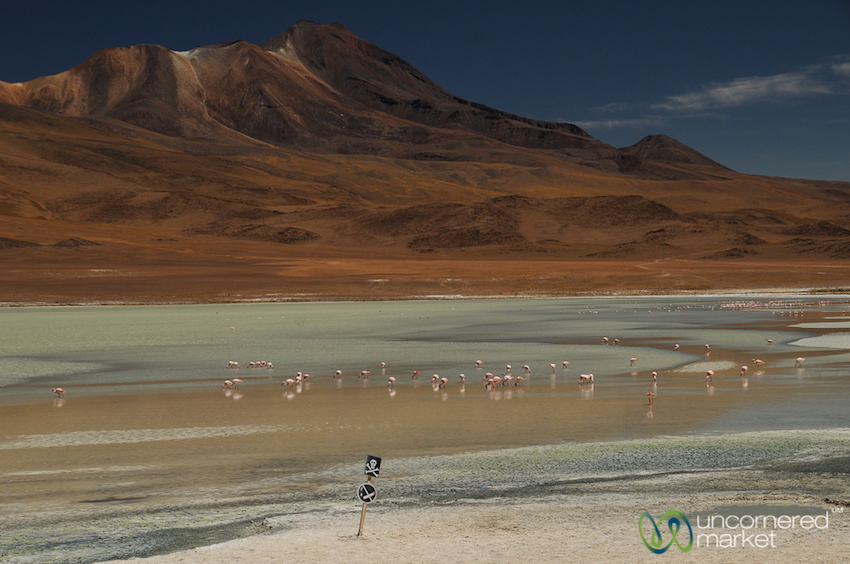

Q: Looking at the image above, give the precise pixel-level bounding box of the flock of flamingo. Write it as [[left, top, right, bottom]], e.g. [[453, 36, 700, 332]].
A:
[[212, 337, 810, 405]]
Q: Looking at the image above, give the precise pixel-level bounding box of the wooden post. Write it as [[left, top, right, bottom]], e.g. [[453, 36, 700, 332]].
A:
[[357, 475, 372, 536]]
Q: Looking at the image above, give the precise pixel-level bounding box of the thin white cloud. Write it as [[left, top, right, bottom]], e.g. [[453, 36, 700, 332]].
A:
[[653, 71, 833, 112], [566, 56, 850, 132], [832, 61, 850, 78], [570, 116, 663, 130]]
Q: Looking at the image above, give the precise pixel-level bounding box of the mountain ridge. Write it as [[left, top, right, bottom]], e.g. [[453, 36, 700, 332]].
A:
[[2, 20, 850, 290]]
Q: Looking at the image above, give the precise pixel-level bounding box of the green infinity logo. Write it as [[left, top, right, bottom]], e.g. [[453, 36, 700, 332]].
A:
[[639, 510, 694, 554]]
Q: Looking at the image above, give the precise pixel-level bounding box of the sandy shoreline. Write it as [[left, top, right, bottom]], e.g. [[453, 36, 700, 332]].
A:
[[92, 430, 850, 564], [2, 287, 849, 308], [6, 429, 844, 564]]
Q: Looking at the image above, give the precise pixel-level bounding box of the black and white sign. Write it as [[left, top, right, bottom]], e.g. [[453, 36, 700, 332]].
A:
[[364, 455, 381, 477], [357, 483, 377, 504]]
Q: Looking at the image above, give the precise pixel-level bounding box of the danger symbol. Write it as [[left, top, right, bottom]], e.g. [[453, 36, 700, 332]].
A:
[[364, 455, 381, 477]]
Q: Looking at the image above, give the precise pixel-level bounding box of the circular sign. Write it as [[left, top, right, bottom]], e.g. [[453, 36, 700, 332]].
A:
[[357, 483, 377, 504]]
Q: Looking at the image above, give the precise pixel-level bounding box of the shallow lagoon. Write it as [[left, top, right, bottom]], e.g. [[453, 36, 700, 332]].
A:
[[2, 296, 850, 562]]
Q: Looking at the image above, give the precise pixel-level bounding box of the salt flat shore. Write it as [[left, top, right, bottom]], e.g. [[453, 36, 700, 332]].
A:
[[86, 429, 850, 564]]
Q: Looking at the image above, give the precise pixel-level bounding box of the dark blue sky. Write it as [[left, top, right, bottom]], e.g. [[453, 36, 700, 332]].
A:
[[3, 1, 849, 181]]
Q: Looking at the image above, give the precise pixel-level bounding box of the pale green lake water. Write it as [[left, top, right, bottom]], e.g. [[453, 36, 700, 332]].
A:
[[1, 296, 849, 562]]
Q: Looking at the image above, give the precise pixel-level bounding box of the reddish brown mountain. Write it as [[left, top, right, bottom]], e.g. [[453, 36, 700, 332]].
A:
[[1, 21, 850, 304]]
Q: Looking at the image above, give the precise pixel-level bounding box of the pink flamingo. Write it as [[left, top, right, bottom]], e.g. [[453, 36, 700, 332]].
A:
[[227, 361, 240, 369], [439, 377, 448, 388], [387, 377, 397, 388], [706, 370, 715, 382], [795, 357, 806, 366], [335, 370, 342, 378], [475, 360, 484, 367], [752, 358, 765, 367], [222, 380, 233, 389], [412, 370, 420, 379], [282, 379, 295, 388], [673, 344, 680, 351], [431, 374, 440, 384], [601, 337, 609, 345], [514, 376, 525, 386], [52, 387, 65, 397], [647, 391, 654, 405], [579, 373, 594, 384], [651, 371, 657, 382], [360, 370, 370, 378], [740, 365, 749, 376], [522, 365, 531, 373], [630, 357, 639, 366], [549, 363, 556, 371], [562, 361, 570, 368], [766, 339, 775, 344], [459, 374, 466, 382]]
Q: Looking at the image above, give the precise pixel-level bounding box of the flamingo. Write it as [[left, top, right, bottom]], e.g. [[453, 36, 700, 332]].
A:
[[282, 379, 295, 388], [647, 391, 654, 405], [232, 378, 243, 388], [475, 360, 484, 367], [630, 357, 639, 366], [439, 377, 448, 388], [740, 365, 749, 376], [706, 369, 715, 382], [562, 361, 570, 368], [579, 373, 594, 384], [514, 376, 525, 386], [412, 370, 420, 379], [766, 339, 775, 344], [522, 364, 531, 373], [360, 370, 371, 378], [613, 339, 620, 345], [549, 363, 556, 371], [52, 387, 65, 397], [601, 337, 609, 345], [673, 344, 680, 351], [459, 374, 466, 382], [222, 380, 233, 389], [705, 344, 711, 353], [335, 370, 342, 378], [505, 364, 512, 372], [752, 358, 765, 367], [431, 374, 440, 384], [795, 357, 806, 367], [387, 377, 397, 388], [227, 361, 240, 369], [651, 371, 658, 382]]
